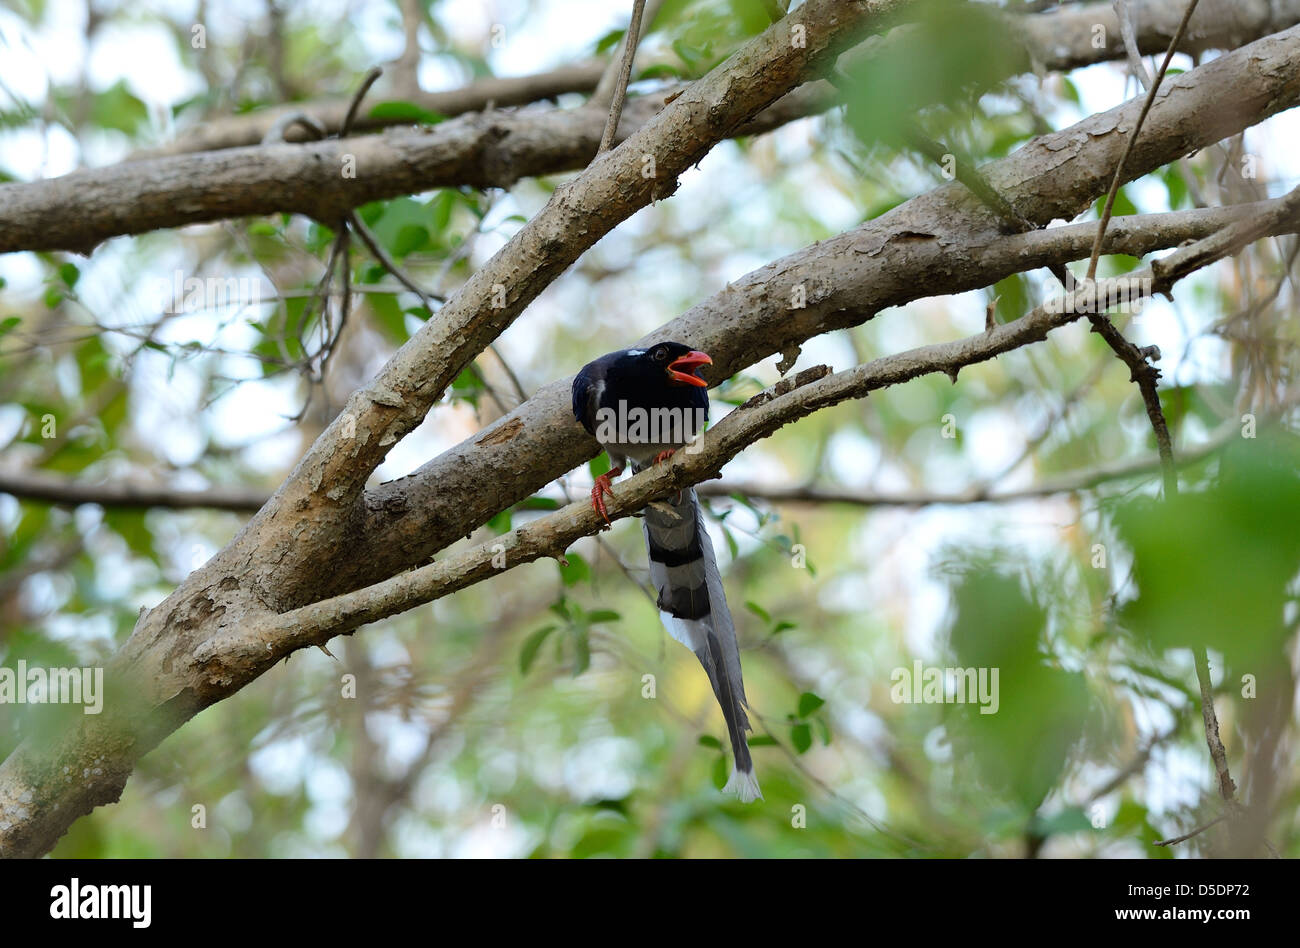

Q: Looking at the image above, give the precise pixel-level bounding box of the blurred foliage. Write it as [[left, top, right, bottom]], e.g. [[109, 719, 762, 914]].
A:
[[842, 0, 1027, 149], [1116, 437, 1300, 667], [0, 0, 1297, 859]]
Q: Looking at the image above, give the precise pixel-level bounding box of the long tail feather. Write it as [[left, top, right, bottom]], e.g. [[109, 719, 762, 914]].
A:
[[638, 481, 761, 802]]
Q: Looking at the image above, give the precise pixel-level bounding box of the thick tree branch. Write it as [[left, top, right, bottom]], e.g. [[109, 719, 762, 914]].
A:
[[200, 199, 1299, 666], [125, 0, 1300, 158], [0, 471, 270, 512], [0, 0, 907, 859], [0, 200, 1283, 517], [5, 14, 1299, 860], [6, 1, 1300, 255], [0, 406, 1234, 515], [334, 4, 1300, 584]]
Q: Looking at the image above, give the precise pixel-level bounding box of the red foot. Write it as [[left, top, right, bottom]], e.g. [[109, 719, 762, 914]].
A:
[[652, 450, 684, 503], [590, 465, 624, 526]]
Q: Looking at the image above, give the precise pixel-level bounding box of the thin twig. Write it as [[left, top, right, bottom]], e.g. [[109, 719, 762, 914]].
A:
[[1193, 648, 1237, 802], [1114, 0, 1154, 91], [341, 66, 384, 138], [317, 225, 353, 379], [1086, 0, 1201, 281], [1077, 0, 1202, 497], [596, 0, 648, 156], [1154, 813, 1226, 847], [346, 210, 443, 310], [261, 112, 328, 144]]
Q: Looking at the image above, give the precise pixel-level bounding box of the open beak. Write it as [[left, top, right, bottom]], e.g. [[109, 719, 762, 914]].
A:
[[667, 350, 712, 388]]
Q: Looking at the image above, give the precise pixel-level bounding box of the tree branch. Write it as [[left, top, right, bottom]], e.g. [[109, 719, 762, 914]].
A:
[[125, 0, 1300, 157], [5, 15, 1299, 858], [8, 2, 1300, 255], [200, 198, 1297, 664], [0, 0, 908, 859], [339, 11, 1300, 584]]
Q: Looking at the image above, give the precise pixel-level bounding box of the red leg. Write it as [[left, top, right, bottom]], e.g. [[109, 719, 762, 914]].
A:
[[651, 450, 684, 503], [590, 465, 624, 526]]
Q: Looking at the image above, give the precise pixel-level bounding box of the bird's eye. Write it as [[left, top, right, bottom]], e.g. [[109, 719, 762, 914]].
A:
[[653, 347, 668, 361]]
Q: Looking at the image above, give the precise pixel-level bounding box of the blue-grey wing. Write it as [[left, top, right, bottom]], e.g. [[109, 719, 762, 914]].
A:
[[571, 364, 607, 438]]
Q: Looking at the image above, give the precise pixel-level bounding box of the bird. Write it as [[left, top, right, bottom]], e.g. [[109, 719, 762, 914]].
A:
[[572, 341, 762, 802]]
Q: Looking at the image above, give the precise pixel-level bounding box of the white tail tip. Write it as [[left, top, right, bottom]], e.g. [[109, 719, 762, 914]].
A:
[[723, 765, 763, 803]]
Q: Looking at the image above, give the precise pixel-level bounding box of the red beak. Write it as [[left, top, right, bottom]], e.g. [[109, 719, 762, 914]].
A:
[[667, 350, 712, 388]]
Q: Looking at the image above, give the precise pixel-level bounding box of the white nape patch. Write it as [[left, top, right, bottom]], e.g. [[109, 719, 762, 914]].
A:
[[624, 348, 646, 356]]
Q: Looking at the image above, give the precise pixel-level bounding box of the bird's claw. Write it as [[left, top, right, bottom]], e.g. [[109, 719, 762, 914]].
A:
[[653, 450, 683, 503], [590, 473, 617, 527]]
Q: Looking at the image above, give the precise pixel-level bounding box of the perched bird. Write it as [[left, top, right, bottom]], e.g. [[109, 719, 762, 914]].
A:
[[572, 341, 762, 802]]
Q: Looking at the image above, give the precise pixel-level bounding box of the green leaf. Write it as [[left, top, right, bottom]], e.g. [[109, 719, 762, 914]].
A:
[[570, 625, 591, 675], [428, 190, 456, 235], [559, 552, 591, 587], [797, 692, 825, 718], [570, 825, 627, 858], [990, 272, 1029, 326], [367, 292, 407, 343], [1095, 186, 1139, 220], [90, 79, 148, 135], [391, 223, 428, 258], [698, 734, 723, 750], [637, 63, 684, 81], [711, 753, 729, 790], [771, 620, 796, 634], [364, 197, 436, 260], [1115, 438, 1300, 666], [747, 735, 778, 747], [723, 526, 739, 560], [815, 717, 832, 747], [727, 0, 772, 36], [57, 262, 80, 288], [368, 101, 447, 125], [0, 315, 21, 338], [791, 723, 813, 754], [744, 600, 770, 623], [587, 609, 620, 624], [519, 624, 556, 674], [594, 28, 625, 55], [450, 365, 483, 404], [842, 1, 1026, 150], [103, 509, 156, 562], [1030, 808, 1096, 837]]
